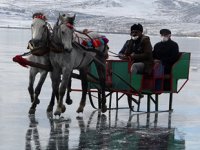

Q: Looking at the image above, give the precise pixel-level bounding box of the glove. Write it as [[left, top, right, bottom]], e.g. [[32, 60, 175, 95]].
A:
[[118, 53, 127, 59], [130, 52, 135, 59]]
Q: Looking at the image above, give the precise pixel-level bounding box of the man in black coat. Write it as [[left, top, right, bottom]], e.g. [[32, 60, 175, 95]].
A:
[[153, 29, 179, 90], [153, 29, 179, 74]]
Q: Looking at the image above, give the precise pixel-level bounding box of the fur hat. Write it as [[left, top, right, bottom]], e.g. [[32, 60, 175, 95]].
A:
[[131, 24, 143, 32], [160, 29, 171, 35]]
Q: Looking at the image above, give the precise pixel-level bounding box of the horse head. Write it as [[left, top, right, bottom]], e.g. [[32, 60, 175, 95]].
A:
[[59, 13, 76, 25], [29, 12, 50, 50], [52, 13, 75, 53]]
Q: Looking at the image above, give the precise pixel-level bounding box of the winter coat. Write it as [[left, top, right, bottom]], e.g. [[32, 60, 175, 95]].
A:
[[153, 39, 179, 74], [119, 35, 153, 74]]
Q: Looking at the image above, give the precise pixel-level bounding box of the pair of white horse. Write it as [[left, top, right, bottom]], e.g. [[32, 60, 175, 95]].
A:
[[28, 13, 108, 116]]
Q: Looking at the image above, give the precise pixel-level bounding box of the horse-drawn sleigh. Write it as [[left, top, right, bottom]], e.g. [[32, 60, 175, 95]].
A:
[[80, 52, 190, 112], [12, 12, 191, 116]]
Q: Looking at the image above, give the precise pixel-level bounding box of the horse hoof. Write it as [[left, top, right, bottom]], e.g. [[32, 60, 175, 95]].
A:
[[54, 110, 61, 116], [76, 106, 83, 113], [46, 105, 53, 113], [61, 105, 66, 113], [66, 99, 73, 105], [101, 104, 107, 113], [35, 99, 40, 104], [29, 108, 36, 115], [76, 102, 85, 113], [46, 112, 53, 119]]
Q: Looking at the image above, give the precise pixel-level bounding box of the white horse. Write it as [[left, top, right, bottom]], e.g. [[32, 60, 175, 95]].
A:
[[28, 13, 51, 114], [49, 14, 108, 116]]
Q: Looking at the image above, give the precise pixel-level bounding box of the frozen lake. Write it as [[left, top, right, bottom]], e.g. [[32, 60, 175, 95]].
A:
[[0, 28, 200, 150]]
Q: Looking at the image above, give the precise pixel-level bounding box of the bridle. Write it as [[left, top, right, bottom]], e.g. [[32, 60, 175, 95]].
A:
[[50, 22, 74, 53], [28, 17, 51, 51]]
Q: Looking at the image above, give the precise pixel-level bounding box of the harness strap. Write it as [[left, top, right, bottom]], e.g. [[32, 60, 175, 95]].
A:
[[74, 29, 96, 49], [72, 42, 105, 68], [76, 52, 86, 69], [73, 42, 104, 56], [49, 40, 64, 53]]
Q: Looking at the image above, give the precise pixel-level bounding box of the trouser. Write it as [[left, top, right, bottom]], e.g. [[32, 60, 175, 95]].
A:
[[131, 62, 144, 74]]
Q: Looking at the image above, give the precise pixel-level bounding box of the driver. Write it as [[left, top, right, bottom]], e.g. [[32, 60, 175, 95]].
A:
[[118, 23, 153, 74]]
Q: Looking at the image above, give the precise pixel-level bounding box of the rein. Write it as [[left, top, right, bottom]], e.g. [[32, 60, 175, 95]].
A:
[[73, 29, 122, 59], [73, 29, 110, 57], [108, 50, 120, 57], [21, 46, 47, 57]]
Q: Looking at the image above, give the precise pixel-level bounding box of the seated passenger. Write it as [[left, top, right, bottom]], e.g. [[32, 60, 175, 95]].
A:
[[153, 29, 179, 74], [118, 23, 153, 74], [153, 29, 179, 90]]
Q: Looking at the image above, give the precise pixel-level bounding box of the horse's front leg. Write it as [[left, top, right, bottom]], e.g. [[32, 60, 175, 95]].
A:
[[77, 68, 88, 113], [47, 72, 60, 113], [50, 69, 63, 116], [28, 68, 36, 103], [54, 69, 71, 116], [34, 71, 48, 103], [47, 91, 56, 113], [29, 71, 48, 114], [65, 75, 73, 105]]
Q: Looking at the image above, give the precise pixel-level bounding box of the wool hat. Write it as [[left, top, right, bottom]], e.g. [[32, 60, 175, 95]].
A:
[[131, 24, 143, 32], [160, 29, 171, 35]]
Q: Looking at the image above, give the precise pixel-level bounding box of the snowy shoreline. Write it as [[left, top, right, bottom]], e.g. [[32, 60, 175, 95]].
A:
[[1, 25, 200, 38]]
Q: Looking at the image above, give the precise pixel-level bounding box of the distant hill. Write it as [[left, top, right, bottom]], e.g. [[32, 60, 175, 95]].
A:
[[1, 0, 200, 36]]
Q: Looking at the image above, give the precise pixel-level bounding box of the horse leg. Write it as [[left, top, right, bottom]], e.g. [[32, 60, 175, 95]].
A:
[[50, 69, 64, 116], [95, 62, 107, 113], [65, 75, 73, 105], [29, 71, 48, 114], [77, 68, 88, 113], [47, 72, 60, 113], [47, 92, 55, 113], [34, 71, 48, 103], [28, 69, 37, 114], [54, 69, 71, 116], [28, 69, 36, 103]]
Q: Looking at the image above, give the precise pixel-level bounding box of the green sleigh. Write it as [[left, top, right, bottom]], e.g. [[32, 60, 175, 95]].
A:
[[85, 52, 191, 112]]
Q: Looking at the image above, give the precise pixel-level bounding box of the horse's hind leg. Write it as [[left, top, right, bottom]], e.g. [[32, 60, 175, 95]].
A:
[[29, 71, 48, 115], [95, 62, 107, 113], [77, 68, 88, 113]]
